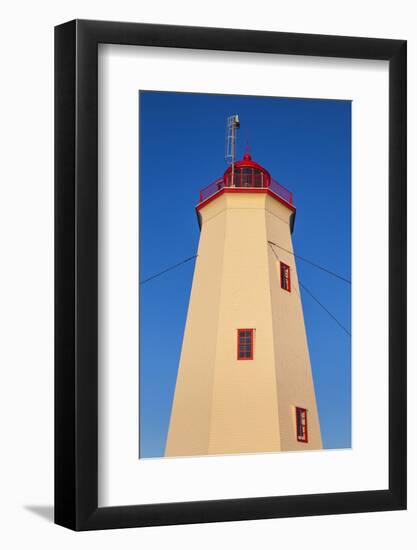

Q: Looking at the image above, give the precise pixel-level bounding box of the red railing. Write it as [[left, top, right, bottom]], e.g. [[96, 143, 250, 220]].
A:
[[199, 174, 293, 205], [269, 178, 293, 205], [199, 178, 225, 203]]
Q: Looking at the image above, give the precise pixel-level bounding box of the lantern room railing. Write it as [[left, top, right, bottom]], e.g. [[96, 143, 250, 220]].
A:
[[199, 173, 293, 205]]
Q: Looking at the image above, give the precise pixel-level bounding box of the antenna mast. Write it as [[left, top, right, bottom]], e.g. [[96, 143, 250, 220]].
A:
[[225, 114, 240, 187]]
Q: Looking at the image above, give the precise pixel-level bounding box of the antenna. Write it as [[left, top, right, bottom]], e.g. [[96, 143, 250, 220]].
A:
[[225, 114, 240, 187]]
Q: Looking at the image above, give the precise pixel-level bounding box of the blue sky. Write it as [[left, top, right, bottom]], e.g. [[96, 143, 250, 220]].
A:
[[139, 91, 351, 458]]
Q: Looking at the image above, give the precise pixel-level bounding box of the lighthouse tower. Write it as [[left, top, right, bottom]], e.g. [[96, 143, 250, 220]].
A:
[[165, 135, 322, 457]]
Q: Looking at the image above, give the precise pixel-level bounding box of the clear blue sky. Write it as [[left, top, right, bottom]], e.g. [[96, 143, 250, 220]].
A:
[[139, 91, 351, 458]]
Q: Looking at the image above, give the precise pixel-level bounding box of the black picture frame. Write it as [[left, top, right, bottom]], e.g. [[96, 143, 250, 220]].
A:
[[55, 19, 407, 531]]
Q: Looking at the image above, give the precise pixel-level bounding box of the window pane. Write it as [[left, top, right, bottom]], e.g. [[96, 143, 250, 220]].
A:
[[238, 329, 254, 360], [296, 408, 307, 441], [280, 262, 291, 291]]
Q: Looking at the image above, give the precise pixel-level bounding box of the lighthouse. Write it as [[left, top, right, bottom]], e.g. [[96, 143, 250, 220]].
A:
[[165, 118, 322, 457]]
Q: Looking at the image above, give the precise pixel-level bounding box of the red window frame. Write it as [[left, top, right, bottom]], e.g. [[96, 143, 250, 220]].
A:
[[280, 261, 291, 292], [237, 328, 254, 360], [295, 407, 308, 443]]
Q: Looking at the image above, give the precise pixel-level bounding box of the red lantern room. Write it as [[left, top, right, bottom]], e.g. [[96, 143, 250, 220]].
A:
[[223, 152, 272, 188], [198, 153, 294, 213]]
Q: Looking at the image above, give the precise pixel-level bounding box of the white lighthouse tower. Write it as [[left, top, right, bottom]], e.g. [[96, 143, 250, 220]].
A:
[[165, 118, 322, 457]]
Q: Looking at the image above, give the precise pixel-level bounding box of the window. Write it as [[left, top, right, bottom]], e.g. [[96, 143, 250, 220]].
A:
[[295, 407, 308, 442], [226, 167, 267, 188], [234, 167, 253, 187], [280, 262, 291, 292], [237, 328, 254, 360]]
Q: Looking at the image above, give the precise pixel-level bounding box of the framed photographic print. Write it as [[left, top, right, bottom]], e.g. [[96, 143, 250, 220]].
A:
[[55, 20, 406, 530]]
